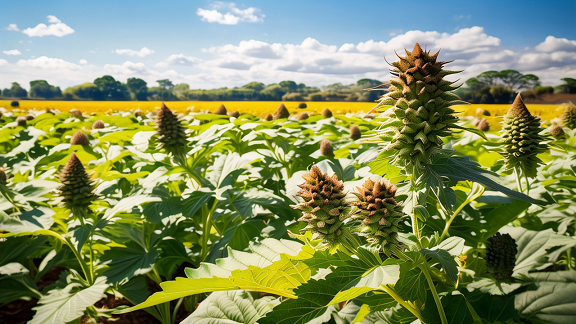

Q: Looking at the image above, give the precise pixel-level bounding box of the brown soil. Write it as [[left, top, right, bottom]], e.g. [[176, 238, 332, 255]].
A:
[[37, 266, 68, 291], [0, 299, 38, 324], [524, 93, 576, 104]]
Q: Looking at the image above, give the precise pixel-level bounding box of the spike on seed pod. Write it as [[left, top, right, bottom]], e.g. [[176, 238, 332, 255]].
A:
[[295, 165, 348, 247], [273, 103, 290, 120], [214, 104, 227, 115], [320, 139, 333, 157], [351, 178, 404, 254], [322, 108, 333, 118], [560, 102, 576, 129], [69, 109, 82, 118], [350, 125, 362, 140], [297, 112, 309, 121], [70, 131, 89, 146], [265, 113, 273, 121], [156, 103, 187, 155], [549, 124, 565, 139], [477, 118, 490, 132], [0, 168, 6, 184], [16, 116, 27, 127], [485, 232, 517, 281], [57, 153, 98, 211], [500, 94, 547, 178], [227, 111, 240, 118], [92, 120, 105, 129]]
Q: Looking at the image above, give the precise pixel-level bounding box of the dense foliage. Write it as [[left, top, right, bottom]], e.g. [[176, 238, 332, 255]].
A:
[[0, 42, 575, 324]]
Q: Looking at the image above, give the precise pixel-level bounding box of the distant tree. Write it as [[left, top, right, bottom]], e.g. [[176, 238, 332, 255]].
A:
[[556, 78, 576, 94], [156, 79, 174, 90], [172, 83, 190, 100], [279, 80, 298, 92], [242, 82, 265, 92], [126, 78, 148, 100], [260, 84, 286, 101], [472, 70, 540, 91], [63, 82, 102, 100], [2, 82, 27, 98], [282, 93, 304, 101], [94, 75, 129, 100], [29, 80, 62, 99]]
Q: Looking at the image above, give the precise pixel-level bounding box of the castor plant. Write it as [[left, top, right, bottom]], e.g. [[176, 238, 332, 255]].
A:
[[70, 131, 90, 146]]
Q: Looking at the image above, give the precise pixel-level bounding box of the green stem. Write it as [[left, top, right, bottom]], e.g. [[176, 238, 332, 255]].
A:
[[514, 167, 523, 193], [199, 199, 218, 263], [381, 285, 422, 321], [440, 202, 470, 241], [567, 247, 574, 270], [524, 172, 531, 195], [420, 262, 448, 324], [172, 298, 183, 324], [64, 237, 93, 285]]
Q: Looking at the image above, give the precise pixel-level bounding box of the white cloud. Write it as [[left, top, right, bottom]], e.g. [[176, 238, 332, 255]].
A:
[[0, 59, 8, 66], [104, 61, 151, 75], [79, 59, 87, 64], [535, 36, 576, 52], [6, 24, 19, 31], [155, 54, 201, 67], [197, 2, 264, 25], [3, 50, 22, 55], [16, 56, 81, 70], [22, 15, 75, 37], [115, 47, 154, 57]]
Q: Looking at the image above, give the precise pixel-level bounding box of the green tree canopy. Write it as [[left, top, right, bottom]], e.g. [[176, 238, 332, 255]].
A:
[[29, 80, 62, 99], [2, 82, 28, 98], [126, 78, 148, 101], [94, 75, 129, 100], [63, 83, 103, 100], [242, 82, 265, 92]]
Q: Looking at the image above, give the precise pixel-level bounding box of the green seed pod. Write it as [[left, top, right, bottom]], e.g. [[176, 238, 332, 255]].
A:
[[322, 108, 333, 118], [297, 112, 309, 121], [215, 104, 227, 115], [485, 232, 517, 281], [156, 103, 187, 156], [70, 131, 89, 146], [274, 103, 290, 120], [376, 43, 461, 168], [265, 113, 273, 121], [351, 178, 404, 254], [350, 125, 361, 140], [92, 120, 105, 129], [320, 139, 333, 157], [227, 111, 240, 118], [500, 94, 547, 178], [295, 166, 348, 247], [560, 102, 576, 129], [57, 153, 97, 212], [70, 109, 82, 118]]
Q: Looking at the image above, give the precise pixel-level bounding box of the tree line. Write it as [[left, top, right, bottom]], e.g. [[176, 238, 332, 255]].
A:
[[2, 71, 574, 103]]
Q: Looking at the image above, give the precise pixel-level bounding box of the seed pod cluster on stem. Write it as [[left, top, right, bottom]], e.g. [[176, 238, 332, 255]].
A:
[[485, 232, 517, 281], [560, 102, 576, 129], [57, 153, 98, 214], [156, 103, 188, 161]]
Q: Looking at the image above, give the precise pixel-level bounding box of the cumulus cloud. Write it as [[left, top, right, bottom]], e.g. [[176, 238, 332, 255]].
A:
[[3, 50, 22, 55], [79, 59, 87, 65], [197, 2, 264, 25], [535, 36, 576, 52], [0, 59, 8, 66], [6, 24, 19, 31], [155, 54, 201, 67], [21, 15, 75, 37], [16, 56, 81, 70], [115, 47, 154, 57]]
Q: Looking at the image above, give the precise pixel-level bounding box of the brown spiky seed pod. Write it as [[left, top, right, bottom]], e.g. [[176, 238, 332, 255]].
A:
[[134, 109, 142, 117], [351, 178, 404, 254], [227, 111, 240, 118], [477, 118, 490, 132], [70, 131, 89, 146], [549, 124, 565, 139], [322, 108, 333, 118], [500, 94, 547, 178], [273, 103, 290, 120], [156, 103, 187, 154], [297, 112, 309, 121], [363, 114, 375, 120], [320, 139, 334, 157], [57, 153, 97, 211], [0, 168, 6, 184], [265, 113, 273, 121], [350, 125, 362, 140], [215, 104, 227, 115], [295, 165, 347, 246], [16, 116, 27, 127], [560, 102, 576, 129], [92, 120, 105, 129], [69, 109, 82, 118], [26, 115, 34, 121]]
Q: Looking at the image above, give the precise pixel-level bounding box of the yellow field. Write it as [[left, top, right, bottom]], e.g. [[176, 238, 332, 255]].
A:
[[0, 100, 566, 122]]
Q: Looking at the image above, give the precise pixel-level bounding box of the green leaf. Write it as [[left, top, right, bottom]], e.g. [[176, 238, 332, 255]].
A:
[[103, 195, 161, 220], [329, 263, 400, 306], [206, 220, 267, 263], [421, 292, 475, 324], [181, 290, 280, 324], [0, 207, 55, 233], [101, 241, 159, 284], [357, 291, 397, 312], [435, 236, 465, 257], [464, 290, 518, 323], [142, 196, 182, 223], [29, 276, 108, 324], [182, 191, 214, 218], [420, 249, 459, 283], [0, 274, 42, 304], [394, 262, 427, 303]]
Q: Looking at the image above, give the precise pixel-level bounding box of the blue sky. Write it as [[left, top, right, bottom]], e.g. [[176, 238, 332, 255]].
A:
[[1, 0, 575, 90]]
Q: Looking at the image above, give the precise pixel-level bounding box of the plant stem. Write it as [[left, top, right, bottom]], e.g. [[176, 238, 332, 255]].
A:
[[381, 285, 422, 321], [199, 199, 218, 263], [524, 172, 531, 195], [514, 167, 523, 193], [420, 262, 448, 324]]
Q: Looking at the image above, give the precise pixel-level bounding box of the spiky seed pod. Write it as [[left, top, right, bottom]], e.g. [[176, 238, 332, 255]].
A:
[[26, 115, 34, 121], [16, 116, 27, 127], [298, 102, 307, 109], [350, 125, 362, 140], [156, 103, 187, 156], [500, 94, 547, 178], [295, 166, 348, 246], [477, 118, 490, 132], [69, 109, 82, 118], [549, 124, 565, 139], [70, 131, 90, 146], [297, 112, 309, 121], [322, 108, 333, 118], [0, 168, 6, 184], [57, 153, 97, 212], [560, 102, 576, 129], [274, 103, 290, 120], [476, 108, 491, 117], [485, 232, 517, 281], [320, 139, 334, 157], [377, 43, 461, 167], [134, 109, 143, 117], [215, 104, 227, 115], [265, 113, 273, 121], [350, 178, 404, 254], [92, 120, 105, 129], [227, 111, 240, 118]]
